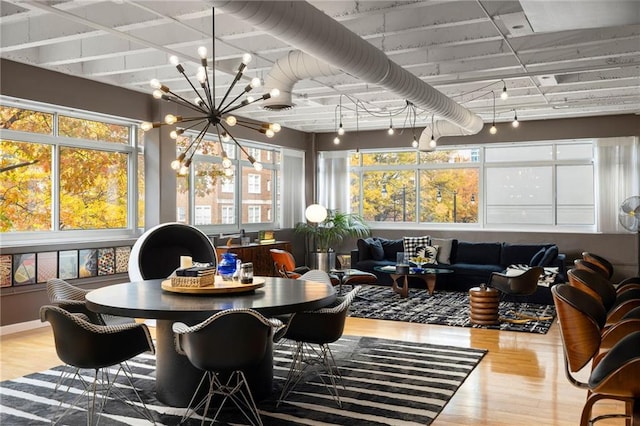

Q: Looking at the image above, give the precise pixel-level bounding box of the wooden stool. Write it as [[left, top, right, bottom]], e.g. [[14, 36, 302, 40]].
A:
[[469, 285, 499, 325]]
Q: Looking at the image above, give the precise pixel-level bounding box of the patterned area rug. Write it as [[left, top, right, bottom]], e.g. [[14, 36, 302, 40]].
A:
[[349, 285, 556, 334], [0, 335, 486, 425]]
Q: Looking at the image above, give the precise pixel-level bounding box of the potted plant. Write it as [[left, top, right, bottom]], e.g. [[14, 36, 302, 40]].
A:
[[295, 208, 370, 271]]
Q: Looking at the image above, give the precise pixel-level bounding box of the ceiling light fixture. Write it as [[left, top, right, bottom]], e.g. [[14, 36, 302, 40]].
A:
[[428, 114, 437, 150], [388, 114, 395, 135], [141, 8, 280, 176], [489, 91, 497, 135], [500, 80, 509, 100], [512, 110, 519, 128], [337, 96, 345, 136]]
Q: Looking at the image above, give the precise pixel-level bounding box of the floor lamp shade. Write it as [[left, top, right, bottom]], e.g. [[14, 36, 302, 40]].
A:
[[305, 204, 328, 223]]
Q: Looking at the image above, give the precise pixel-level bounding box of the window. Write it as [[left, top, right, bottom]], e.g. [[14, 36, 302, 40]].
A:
[[248, 206, 261, 223], [247, 174, 261, 194], [345, 140, 598, 230], [221, 206, 234, 224], [1, 98, 141, 240], [176, 134, 287, 230]]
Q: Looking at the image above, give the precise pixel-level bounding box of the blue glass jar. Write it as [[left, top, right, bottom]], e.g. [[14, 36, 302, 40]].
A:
[[217, 252, 238, 280]]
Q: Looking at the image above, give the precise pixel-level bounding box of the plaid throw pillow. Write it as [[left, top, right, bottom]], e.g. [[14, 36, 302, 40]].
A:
[[403, 236, 431, 259]]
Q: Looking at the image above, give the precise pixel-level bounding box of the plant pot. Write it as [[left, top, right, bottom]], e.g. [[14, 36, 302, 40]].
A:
[[310, 251, 336, 272]]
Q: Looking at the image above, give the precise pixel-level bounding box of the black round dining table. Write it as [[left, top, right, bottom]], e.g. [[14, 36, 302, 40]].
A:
[[86, 277, 336, 407]]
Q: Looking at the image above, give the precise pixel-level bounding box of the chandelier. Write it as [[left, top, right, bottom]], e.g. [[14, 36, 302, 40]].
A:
[[141, 11, 281, 176]]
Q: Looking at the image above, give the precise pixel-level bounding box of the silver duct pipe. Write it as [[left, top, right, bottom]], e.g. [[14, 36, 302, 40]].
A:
[[213, 0, 484, 134], [262, 50, 341, 110]]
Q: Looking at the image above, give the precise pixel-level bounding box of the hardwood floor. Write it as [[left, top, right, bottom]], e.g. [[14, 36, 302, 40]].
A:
[[0, 317, 626, 425]]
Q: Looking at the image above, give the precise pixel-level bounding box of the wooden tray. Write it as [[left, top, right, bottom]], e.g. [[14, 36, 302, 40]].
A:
[[161, 276, 265, 295]]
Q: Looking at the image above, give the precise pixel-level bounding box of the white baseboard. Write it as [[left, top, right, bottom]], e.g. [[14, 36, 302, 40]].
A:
[[0, 320, 48, 336]]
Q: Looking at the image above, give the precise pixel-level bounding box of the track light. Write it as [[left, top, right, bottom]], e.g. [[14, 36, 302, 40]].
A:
[[512, 110, 519, 128], [501, 81, 508, 100]]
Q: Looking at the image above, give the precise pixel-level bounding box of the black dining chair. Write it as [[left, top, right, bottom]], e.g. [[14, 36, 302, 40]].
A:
[[40, 305, 156, 425], [172, 309, 283, 426], [276, 286, 361, 408]]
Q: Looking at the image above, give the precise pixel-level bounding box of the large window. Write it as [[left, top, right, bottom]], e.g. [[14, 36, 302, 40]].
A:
[[1, 98, 142, 240], [176, 135, 283, 230], [346, 140, 600, 229]]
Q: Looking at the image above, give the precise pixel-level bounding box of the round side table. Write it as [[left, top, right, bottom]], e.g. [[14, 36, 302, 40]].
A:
[[469, 285, 499, 325]]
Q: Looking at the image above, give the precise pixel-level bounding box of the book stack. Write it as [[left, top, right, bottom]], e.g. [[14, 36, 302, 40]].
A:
[[171, 266, 216, 287]]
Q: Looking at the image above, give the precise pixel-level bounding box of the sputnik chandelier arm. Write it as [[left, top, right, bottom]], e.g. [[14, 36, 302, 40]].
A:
[[140, 7, 281, 176]]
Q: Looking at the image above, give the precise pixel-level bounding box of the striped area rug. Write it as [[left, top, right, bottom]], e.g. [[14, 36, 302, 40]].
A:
[[0, 336, 486, 425]]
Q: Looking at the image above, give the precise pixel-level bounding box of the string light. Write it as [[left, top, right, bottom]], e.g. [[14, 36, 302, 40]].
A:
[[388, 114, 395, 135], [489, 90, 497, 134], [501, 80, 508, 100], [512, 110, 519, 128]]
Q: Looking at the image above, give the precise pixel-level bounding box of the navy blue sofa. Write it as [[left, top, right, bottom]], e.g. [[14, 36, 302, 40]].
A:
[[351, 237, 566, 304]]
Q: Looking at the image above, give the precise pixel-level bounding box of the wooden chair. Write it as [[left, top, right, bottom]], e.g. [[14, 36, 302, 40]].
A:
[[269, 248, 309, 278], [551, 284, 640, 425], [582, 252, 614, 279]]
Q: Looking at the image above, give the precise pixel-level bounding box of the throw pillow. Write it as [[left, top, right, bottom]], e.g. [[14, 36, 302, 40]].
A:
[[415, 245, 439, 264], [539, 245, 559, 266], [356, 238, 373, 262], [504, 264, 528, 277], [530, 248, 546, 266], [369, 239, 385, 261], [431, 238, 454, 264], [403, 235, 431, 259]]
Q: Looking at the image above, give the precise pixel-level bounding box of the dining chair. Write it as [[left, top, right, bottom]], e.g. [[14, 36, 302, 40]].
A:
[[40, 305, 156, 425], [172, 309, 283, 426], [487, 266, 550, 322], [276, 286, 361, 408], [551, 284, 640, 425]]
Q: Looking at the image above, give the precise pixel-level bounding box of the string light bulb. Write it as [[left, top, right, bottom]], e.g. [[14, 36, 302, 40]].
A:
[[333, 135, 340, 144], [512, 110, 519, 128], [501, 80, 508, 100], [489, 90, 497, 134], [388, 115, 395, 135]]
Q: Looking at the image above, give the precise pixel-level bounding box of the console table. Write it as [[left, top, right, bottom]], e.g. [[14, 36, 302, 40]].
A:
[[216, 240, 291, 276]]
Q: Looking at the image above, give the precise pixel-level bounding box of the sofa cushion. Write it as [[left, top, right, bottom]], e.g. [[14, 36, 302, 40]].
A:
[[539, 245, 559, 266], [456, 242, 501, 265], [530, 248, 546, 266], [403, 236, 431, 259], [500, 243, 554, 267], [369, 239, 385, 260], [356, 238, 373, 262], [381, 238, 404, 261], [431, 238, 455, 264]]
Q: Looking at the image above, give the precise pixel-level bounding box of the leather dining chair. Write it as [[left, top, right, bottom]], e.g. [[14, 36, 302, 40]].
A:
[[172, 309, 283, 426], [581, 252, 614, 280], [551, 284, 640, 425], [276, 285, 361, 408], [40, 305, 156, 425], [270, 248, 310, 279], [567, 268, 640, 325]]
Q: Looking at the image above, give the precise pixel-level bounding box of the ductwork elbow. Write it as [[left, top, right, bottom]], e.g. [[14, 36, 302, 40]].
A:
[[263, 51, 341, 111], [417, 120, 477, 152]]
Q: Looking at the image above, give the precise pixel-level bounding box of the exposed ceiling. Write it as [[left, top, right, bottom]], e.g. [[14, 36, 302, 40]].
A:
[[1, 0, 639, 134]]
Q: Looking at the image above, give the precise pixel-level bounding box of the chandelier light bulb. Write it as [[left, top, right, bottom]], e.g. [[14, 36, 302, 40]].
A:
[[225, 116, 237, 126], [269, 88, 280, 98], [170, 159, 181, 170], [196, 67, 206, 84], [164, 114, 177, 125], [197, 46, 207, 59], [150, 79, 161, 89], [265, 128, 275, 138], [169, 130, 178, 139], [246, 95, 255, 103], [221, 132, 231, 142], [222, 156, 232, 169], [250, 77, 261, 89], [224, 167, 233, 177], [271, 123, 281, 132], [179, 164, 189, 175], [490, 123, 497, 134], [242, 53, 252, 65], [152, 90, 163, 99], [140, 121, 153, 132], [169, 55, 179, 66], [333, 136, 340, 144]]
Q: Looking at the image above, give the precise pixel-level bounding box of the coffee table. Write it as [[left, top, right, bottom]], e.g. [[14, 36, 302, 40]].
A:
[[374, 265, 454, 298]]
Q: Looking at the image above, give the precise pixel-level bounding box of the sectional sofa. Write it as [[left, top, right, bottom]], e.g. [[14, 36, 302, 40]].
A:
[[350, 236, 566, 304]]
